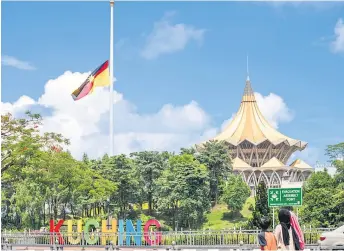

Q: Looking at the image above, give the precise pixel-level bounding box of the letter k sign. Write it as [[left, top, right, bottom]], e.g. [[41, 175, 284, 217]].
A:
[[50, 219, 65, 244]]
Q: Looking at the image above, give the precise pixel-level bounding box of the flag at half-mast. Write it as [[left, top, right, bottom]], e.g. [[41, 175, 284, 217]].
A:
[[71, 60, 110, 101]]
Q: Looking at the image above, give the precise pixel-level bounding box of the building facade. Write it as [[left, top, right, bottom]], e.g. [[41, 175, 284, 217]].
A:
[[201, 75, 313, 195]]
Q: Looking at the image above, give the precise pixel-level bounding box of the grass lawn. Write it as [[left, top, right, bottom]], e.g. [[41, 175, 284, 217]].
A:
[[203, 197, 255, 230], [135, 198, 255, 230]]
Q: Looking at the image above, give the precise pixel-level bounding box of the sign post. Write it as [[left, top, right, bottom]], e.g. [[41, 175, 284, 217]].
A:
[[268, 188, 302, 229], [268, 188, 303, 207], [272, 208, 275, 229]]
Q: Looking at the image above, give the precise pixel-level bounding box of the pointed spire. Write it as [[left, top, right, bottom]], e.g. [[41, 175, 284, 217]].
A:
[[246, 53, 250, 81], [242, 54, 255, 102]]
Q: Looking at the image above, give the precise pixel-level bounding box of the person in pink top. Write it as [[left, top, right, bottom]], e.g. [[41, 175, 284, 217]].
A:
[[284, 207, 305, 250], [290, 211, 305, 250]]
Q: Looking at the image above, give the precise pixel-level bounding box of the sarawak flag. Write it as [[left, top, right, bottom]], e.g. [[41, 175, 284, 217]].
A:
[[71, 60, 110, 101]]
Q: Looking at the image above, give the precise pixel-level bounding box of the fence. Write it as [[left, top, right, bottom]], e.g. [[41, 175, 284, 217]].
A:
[[1, 228, 335, 248]]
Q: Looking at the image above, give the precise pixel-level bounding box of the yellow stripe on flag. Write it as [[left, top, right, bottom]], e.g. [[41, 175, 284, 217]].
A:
[[94, 68, 110, 87]]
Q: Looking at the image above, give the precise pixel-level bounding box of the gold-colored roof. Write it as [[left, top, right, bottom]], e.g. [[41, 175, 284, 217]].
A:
[[261, 157, 285, 168], [232, 157, 251, 168], [289, 159, 313, 169], [212, 77, 307, 148]]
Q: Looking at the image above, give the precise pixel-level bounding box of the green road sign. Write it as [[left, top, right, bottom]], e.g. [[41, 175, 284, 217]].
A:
[[268, 188, 302, 207]]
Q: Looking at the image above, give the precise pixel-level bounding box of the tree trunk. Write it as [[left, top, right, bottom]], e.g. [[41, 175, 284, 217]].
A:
[[53, 198, 58, 219], [43, 203, 46, 226], [148, 192, 153, 214], [174, 203, 178, 231], [63, 203, 67, 220]]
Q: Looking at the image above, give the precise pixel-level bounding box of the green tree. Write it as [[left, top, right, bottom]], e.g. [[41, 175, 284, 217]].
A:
[[324, 142, 344, 225], [305, 169, 336, 190], [300, 141, 344, 227], [155, 154, 211, 229], [300, 170, 336, 227], [222, 174, 250, 216], [299, 143, 344, 227], [1, 112, 71, 229], [130, 151, 169, 214], [77, 166, 116, 218], [332, 184, 344, 225], [1, 112, 69, 174], [251, 181, 270, 228], [1, 112, 117, 229], [100, 154, 139, 219], [82, 153, 90, 164], [326, 142, 344, 184], [196, 140, 232, 204], [180, 147, 196, 155]]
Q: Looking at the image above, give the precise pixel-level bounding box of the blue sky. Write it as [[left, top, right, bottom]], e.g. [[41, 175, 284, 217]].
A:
[[1, 1, 344, 166]]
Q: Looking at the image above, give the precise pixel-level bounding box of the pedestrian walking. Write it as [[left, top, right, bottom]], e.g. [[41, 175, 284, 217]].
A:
[[274, 209, 300, 251], [258, 216, 277, 251], [281, 206, 305, 250]]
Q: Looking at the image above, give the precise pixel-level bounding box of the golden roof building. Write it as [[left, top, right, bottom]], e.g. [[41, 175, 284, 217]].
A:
[[205, 74, 313, 195]]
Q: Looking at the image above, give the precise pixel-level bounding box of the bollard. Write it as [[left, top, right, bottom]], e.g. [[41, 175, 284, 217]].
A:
[[53, 239, 59, 251], [107, 240, 120, 251], [171, 241, 177, 250], [4, 238, 9, 251], [108, 240, 115, 251], [172, 241, 176, 250]]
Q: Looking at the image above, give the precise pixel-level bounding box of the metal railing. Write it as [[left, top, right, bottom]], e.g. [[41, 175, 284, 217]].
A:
[[1, 228, 335, 248]]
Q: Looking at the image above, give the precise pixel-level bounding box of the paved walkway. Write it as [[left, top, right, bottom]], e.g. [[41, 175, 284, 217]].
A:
[[7, 247, 318, 251]]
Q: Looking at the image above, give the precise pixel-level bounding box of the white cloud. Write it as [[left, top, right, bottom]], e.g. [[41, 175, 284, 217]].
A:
[[1, 95, 36, 114], [254, 92, 293, 128], [141, 12, 205, 59], [268, 1, 341, 9], [2, 55, 36, 70], [288, 147, 339, 176], [315, 167, 337, 176], [1, 71, 215, 160], [290, 147, 320, 167], [331, 18, 344, 53], [220, 92, 293, 131], [2, 71, 296, 160], [220, 115, 235, 132]]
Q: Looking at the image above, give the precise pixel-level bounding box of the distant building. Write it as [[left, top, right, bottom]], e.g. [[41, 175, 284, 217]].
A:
[[314, 161, 337, 176], [199, 74, 313, 195]]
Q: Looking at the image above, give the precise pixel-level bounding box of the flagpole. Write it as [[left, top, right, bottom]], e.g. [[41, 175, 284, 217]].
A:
[[109, 0, 114, 156]]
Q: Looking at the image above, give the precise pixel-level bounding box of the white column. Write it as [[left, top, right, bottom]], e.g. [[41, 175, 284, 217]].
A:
[[109, 0, 114, 156]]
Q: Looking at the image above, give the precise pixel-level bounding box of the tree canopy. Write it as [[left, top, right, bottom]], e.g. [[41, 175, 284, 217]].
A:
[[222, 174, 250, 216], [249, 181, 270, 228], [299, 143, 344, 227], [196, 140, 232, 205], [1, 112, 343, 230]]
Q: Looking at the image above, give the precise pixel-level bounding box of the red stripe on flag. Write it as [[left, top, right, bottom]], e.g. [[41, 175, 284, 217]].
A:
[[72, 81, 94, 101], [93, 60, 109, 78]]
